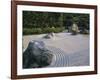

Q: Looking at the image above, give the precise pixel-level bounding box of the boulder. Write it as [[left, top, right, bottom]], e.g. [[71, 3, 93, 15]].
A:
[[43, 33, 55, 39], [23, 40, 53, 68], [71, 23, 79, 35]]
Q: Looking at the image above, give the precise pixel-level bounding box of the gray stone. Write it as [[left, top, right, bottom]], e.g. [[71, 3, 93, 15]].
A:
[[23, 40, 53, 68], [83, 29, 89, 34], [71, 23, 79, 35], [43, 33, 55, 39]]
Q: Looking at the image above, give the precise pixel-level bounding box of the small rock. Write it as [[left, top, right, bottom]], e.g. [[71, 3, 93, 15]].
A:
[[43, 33, 55, 39]]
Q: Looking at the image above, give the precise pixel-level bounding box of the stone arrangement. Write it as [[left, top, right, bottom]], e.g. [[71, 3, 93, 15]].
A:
[[23, 40, 53, 68], [43, 32, 55, 39]]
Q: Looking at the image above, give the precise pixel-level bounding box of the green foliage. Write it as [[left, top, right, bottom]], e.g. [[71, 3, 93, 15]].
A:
[[23, 11, 89, 35], [23, 28, 42, 35], [23, 27, 65, 35]]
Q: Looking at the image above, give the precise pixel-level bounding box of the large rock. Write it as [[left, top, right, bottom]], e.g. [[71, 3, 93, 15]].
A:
[[23, 40, 53, 68], [71, 23, 79, 35]]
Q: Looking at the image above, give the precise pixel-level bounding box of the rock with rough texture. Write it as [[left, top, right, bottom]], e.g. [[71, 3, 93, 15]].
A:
[[23, 40, 53, 68], [71, 23, 79, 35], [43, 33, 55, 39]]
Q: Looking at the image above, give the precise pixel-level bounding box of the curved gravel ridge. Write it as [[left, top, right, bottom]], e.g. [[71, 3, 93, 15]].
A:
[[46, 46, 89, 67]]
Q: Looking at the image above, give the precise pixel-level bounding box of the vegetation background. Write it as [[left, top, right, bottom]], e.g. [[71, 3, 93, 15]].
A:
[[23, 11, 89, 35]]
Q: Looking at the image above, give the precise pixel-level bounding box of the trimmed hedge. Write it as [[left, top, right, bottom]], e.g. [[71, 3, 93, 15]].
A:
[[23, 27, 65, 35]]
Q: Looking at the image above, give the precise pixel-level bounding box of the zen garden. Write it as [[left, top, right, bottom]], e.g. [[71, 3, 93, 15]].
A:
[[23, 11, 90, 69]]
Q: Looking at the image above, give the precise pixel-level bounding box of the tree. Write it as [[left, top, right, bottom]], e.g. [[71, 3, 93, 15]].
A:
[[23, 11, 89, 35]]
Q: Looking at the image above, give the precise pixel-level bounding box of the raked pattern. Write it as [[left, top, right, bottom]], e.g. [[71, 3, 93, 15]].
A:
[[46, 46, 89, 67]]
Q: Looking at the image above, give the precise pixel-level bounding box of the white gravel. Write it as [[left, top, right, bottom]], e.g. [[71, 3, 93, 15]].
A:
[[23, 33, 89, 67]]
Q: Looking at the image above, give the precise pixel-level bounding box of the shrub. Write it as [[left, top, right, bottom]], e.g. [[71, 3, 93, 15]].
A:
[[23, 28, 42, 35], [23, 28, 33, 35], [43, 27, 65, 33], [23, 27, 65, 35]]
